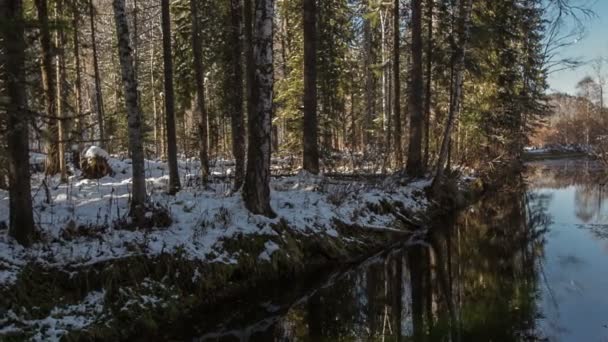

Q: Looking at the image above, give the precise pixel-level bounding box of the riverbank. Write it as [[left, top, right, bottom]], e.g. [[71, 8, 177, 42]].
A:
[[0, 154, 486, 341]]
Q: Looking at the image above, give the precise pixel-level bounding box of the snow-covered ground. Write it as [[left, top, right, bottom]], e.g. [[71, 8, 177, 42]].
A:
[[0, 148, 431, 340]]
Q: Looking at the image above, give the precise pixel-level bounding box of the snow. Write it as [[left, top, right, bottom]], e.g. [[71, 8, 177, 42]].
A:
[[3, 290, 105, 342], [0, 154, 431, 290], [0, 153, 435, 339], [258, 240, 280, 261], [83, 146, 110, 160]]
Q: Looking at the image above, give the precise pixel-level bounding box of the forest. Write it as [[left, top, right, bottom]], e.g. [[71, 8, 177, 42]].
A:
[[0, 0, 599, 340]]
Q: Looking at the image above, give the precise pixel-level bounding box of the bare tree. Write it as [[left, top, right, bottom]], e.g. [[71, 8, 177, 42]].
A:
[[243, 0, 275, 217], [1, 0, 36, 245]]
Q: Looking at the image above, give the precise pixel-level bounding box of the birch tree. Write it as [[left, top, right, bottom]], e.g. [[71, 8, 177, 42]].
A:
[[112, 0, 146, 217]]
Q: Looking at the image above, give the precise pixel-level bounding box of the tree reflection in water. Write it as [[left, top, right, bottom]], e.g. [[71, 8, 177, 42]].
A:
[[193, 172, 559, 342]]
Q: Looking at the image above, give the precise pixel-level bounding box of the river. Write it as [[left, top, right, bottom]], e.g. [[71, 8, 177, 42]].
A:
[[192, 158, 608, 341]]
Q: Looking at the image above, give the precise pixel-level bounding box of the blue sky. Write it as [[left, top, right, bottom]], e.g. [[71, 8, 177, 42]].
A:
[[547, 0, 607, 95]]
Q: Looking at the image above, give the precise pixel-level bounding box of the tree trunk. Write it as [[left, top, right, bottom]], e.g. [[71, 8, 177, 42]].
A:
[[302, 0, 319, 174], [229, 0, 246, 190], [112, 0, 146, 217], [362, 0, 374, 150], [406, 0, 425, 177], [150, 36, 159, 157], [244, 0, 254, 136], [432, 0, 473, 193], [190, 0, 210, 184], [72, 1, 83, 168], [55, 0, 68, 183], [89, 0, 105, 148], [423, 0, 434, 168], [2, 0, 36, 246], [243, 0, 275, 218], [393, 0, 403, 168], [161, 0, 181, 194], [34, 0, 59, 175]]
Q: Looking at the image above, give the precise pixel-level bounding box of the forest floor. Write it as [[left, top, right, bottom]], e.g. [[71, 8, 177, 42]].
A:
[[0, 151, 477, 341]]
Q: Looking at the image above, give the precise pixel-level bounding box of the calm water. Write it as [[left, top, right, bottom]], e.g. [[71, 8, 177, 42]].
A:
[[194, 159, 608, 342]]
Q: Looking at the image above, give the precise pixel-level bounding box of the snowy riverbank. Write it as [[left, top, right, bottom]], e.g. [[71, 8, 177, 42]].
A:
[[0, 152, 449, 340]]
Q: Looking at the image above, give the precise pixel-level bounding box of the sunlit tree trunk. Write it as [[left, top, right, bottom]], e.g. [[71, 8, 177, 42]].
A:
[[112, 0, 146, 217], [72, 2, 83, 167], [243, 0, 275, 217], [55, 0, 68, 183], [2, 0, 36, 246], [303, 0, 319, 174], [88, 0, 105, 148], [161, 0, 181, 194]]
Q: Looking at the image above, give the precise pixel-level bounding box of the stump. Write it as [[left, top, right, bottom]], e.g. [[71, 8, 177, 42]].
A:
[[81, 146, 113, 179]]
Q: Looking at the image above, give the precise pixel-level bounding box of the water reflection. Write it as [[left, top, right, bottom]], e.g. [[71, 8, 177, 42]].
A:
[[196, 159, 608, 341]]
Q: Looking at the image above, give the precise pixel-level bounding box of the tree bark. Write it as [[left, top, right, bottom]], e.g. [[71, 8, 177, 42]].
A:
[[393, 0, 403, 168], [406, 0, 425, 177], [2, 0, 36, 246], [190, 0, 210, 184], [432, 0, 473, 193], [423, 0, 434, 168], [112, 0, 147, 217], [72, 1, 83, 168], [243, 0, 275, 218], [34, 0, 59, 176], [302, 0, 319, 174], [229, 0, 246, 190], [89, 0, 105, 148], [55, 0, 68, 183], [161, 0, 181, 194], [362, 0, 374, 150], [244, 0, 254, 142]]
